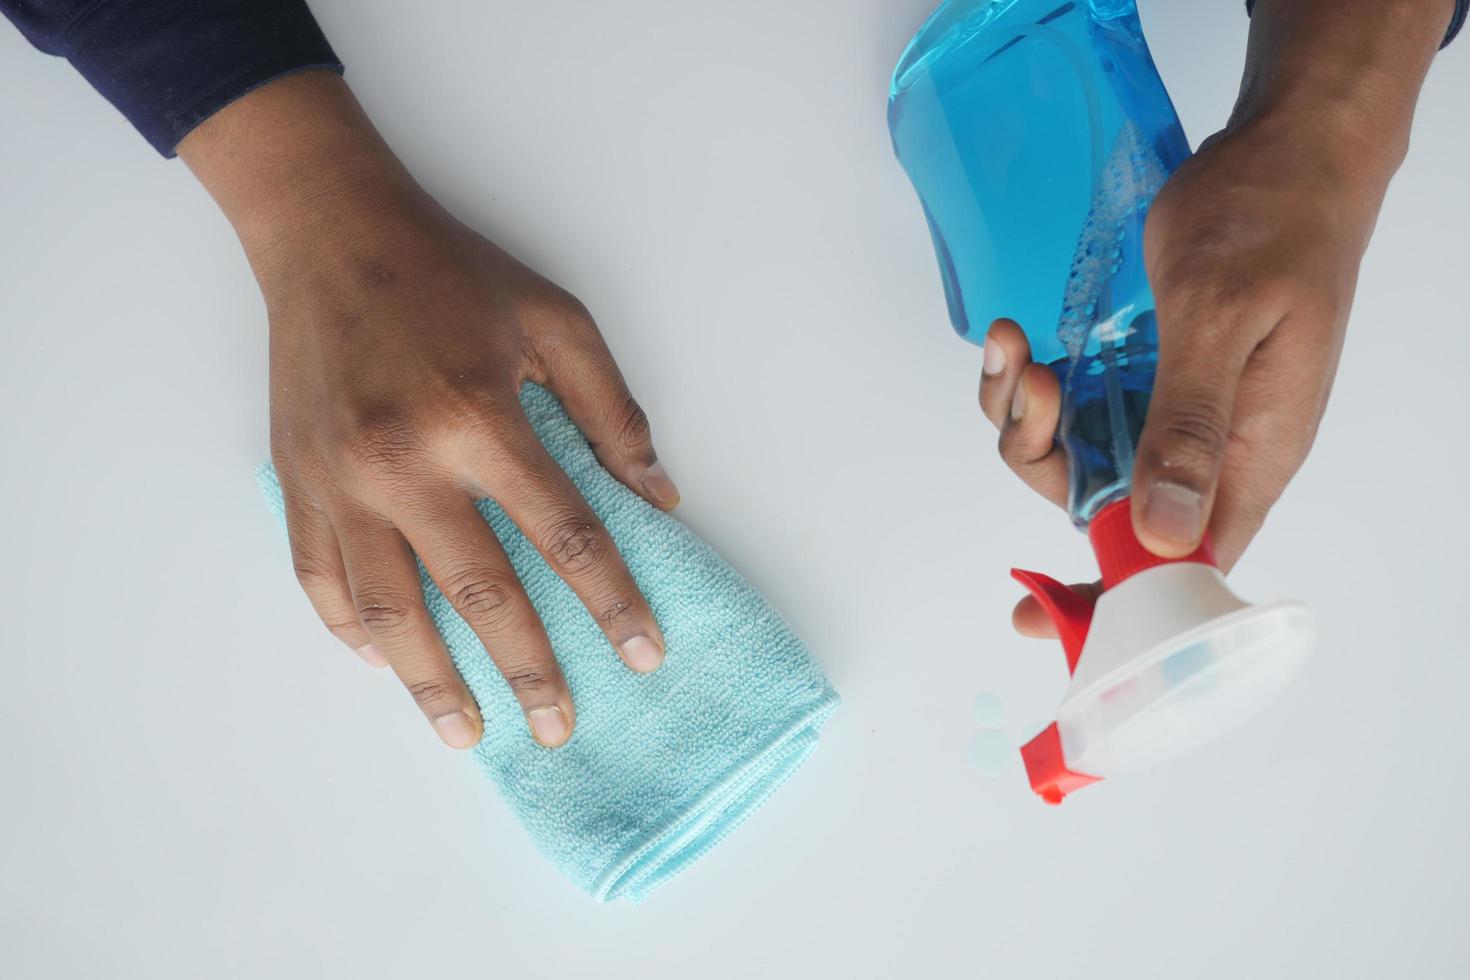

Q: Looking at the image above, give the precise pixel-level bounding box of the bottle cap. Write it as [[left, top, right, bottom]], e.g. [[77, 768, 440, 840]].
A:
[[1014, 498, 1315, 804]]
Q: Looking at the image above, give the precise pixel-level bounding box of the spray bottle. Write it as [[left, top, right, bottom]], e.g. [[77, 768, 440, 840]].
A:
[[888, 0, 1316, 803]]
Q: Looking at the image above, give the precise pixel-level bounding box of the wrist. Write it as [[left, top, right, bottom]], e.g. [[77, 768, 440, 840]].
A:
[[178, 71, 425, 275], [1232, 0, 1449, 187]]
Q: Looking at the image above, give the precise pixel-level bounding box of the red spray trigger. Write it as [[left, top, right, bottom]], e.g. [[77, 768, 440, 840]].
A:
[[1010, 569, 1095, 673], [1012, 569, 1102, 806]]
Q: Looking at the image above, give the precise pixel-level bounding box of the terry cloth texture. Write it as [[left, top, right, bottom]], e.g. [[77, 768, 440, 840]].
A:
[[257, 383, 839, 902]]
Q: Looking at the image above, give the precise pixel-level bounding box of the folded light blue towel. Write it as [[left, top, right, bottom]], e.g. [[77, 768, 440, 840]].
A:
[[257, 383, 838, 901]]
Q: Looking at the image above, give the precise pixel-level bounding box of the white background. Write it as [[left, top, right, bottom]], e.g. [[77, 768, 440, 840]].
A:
[[3, 1, 1467, 977]]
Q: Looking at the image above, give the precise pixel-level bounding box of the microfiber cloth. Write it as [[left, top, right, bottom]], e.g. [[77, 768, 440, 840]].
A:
[[257, 383, 838, 902]]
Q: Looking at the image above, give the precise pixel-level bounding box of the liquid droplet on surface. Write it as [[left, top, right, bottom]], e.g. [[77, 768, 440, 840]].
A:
[[968, 729, 1013, 776], [971, 692, 1005, 727]]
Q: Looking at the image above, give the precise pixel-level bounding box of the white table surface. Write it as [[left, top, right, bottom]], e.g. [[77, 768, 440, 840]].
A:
[[3, 2, 1467, 977]]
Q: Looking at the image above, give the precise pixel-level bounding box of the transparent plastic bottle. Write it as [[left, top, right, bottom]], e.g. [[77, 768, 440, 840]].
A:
[[889, 0, 1315, 804], [888, 0, 1190, 526]]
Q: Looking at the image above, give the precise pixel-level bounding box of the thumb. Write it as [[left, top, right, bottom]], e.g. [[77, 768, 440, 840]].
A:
[[1131, 309, 1254, 558]]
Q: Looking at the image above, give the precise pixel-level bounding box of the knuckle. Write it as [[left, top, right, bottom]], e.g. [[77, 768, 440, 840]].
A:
[[998, 424, 1052, 468], [556, 294, 597, 330], [291, 553, 339, 594], [353, 590, 419, 637], [1157, 401, 1230, 464], [339, 412, 423, 479], [497, 658, 556, 696], [541, 513, 607, 574], [442, 568, 517, 629], [445, 381, 518, 434], [613, 396, 652, 450], [473, 416, 535, 467], [526, 289, 596, 340], [1159, 275, 1252, 332], [447, 406, 506, 455], [321, 618, 365, 641], [462, 411, 537, 474], [405, 676, 459, 708], [1154, 267, 1291, 346], [598, 597, 637, 630]]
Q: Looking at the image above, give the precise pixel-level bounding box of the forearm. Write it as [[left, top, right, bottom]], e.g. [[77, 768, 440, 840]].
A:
[[1235, 0, 1451, 194]]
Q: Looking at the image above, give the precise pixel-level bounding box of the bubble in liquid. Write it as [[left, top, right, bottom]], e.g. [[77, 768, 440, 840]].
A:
[[971, 692, 1005, 727], [968, 730, 1013, 776], [1056, 121, 1168, 362]]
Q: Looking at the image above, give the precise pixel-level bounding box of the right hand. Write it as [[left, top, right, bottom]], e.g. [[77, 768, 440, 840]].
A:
[[181, 72, 679, 749], [978, 0, 1450, 641]]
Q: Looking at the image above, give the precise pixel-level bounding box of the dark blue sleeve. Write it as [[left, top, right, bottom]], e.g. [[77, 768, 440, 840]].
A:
[[1246, 0, 1466, 48], [1, 0, 342, 158]]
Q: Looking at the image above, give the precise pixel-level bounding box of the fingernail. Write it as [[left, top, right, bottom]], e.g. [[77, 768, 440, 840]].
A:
[[983, 339, 1007, 376], [1144, 481, 1204, 545], [528, 706, 569, 747], [432, 710, 481, 749], [354, 643, 389, 668], [641, 461, 680, 509], [1009, 377, 1027, 421], [620, 634, 664, 673]]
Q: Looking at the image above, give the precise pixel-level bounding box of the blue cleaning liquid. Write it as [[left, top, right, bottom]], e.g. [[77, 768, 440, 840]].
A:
[[889, 0, 1191, 526]]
